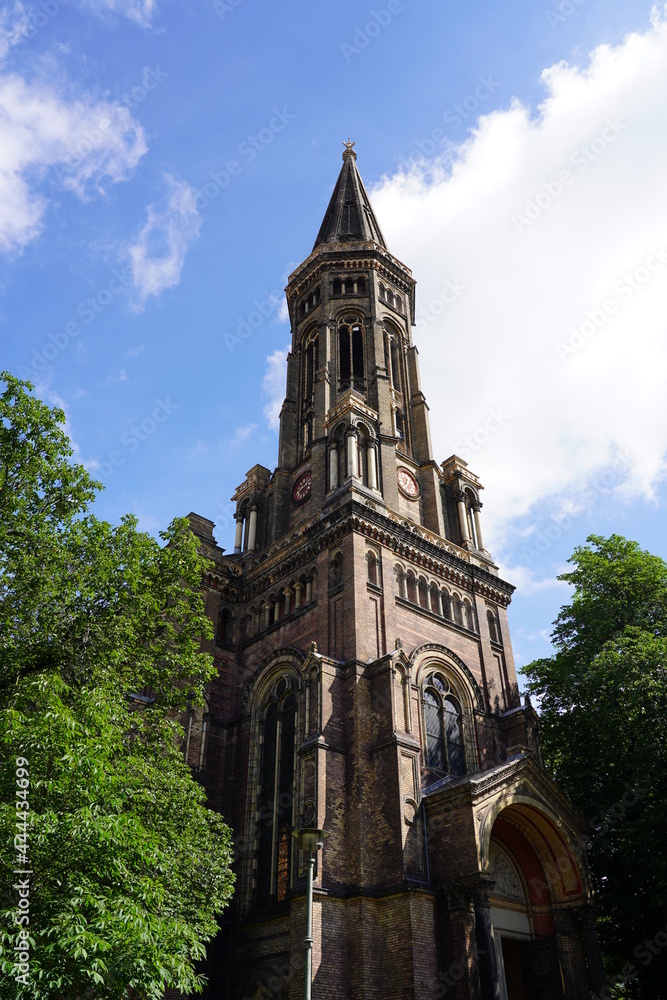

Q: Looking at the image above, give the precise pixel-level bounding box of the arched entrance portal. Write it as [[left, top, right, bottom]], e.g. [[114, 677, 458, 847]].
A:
[[486, 801, 587, 1000]]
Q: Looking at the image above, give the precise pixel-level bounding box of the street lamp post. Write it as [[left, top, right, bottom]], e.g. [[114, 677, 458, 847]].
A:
[[292, 826, 329, 1000]]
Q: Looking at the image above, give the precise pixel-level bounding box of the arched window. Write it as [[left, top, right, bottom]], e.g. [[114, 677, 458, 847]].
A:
[[453, 597, 464, 627], [333, 278, 342, 296], [441, 589, 452, 620], [390, 338, 401, 392], [256, 679, 297, 908], [422, 673, 466, 777], [367, 549, 380, 587], [303, 332, 318, 403], [395, 564, 406, 599], [329, 551, 343, 590], [487, 610, 499, 644], [217, 607, 229, 643], [406, 571, 416, 604], [463, 599, 475, 632], [418, 577, 428, 609], [339, 324, 351, 388], [339, 318, 364, 392]]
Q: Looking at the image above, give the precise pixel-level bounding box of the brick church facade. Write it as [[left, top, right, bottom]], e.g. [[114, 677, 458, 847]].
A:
[[181, 144, 606, 999]]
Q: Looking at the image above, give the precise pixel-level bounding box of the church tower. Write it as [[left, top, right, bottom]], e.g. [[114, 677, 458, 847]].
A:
[[182, 145, 606, 1000]]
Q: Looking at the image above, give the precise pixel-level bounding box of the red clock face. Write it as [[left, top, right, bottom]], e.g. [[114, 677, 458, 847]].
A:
[[292, 471, 312, 505], [397, 468, 420, 499]]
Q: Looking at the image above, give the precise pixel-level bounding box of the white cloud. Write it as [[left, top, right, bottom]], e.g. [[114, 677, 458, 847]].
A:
[[105, 367, 128, 384], [0, 71, 147, 254], [263, 345, 289, 431], [230, 423, 258, 449], [127, 176, 201, 308], [0, 5, 30, 60], [497, 564, 570, 595], [370, 8, 667, 551], [80, 0, 158, 28]]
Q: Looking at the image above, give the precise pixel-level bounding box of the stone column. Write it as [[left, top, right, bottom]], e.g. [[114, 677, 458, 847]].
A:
[[273, 600, 280, 624], [234, 516, 243, 554], [284, 587, 293, 616], [580, 906, 606, 996], [305, 579, 312, 603], [553, 906, 593, 1000], [294, 581, 303, 608], [263, 604, 271, 629], [456, 491, 470, 544], [346, 428, 358, 479], [474, 881, 502, 1000], [329, 442, 338, 491], [473, 503, 485, 551], [367, 442, 378, 490], [247, 506, 258, 551]]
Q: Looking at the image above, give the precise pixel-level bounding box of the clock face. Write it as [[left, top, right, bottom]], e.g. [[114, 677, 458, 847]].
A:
[[397, 468, 420, 499], [292, 471, 312, 505]]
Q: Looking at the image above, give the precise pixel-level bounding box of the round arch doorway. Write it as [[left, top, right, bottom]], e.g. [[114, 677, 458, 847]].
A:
[[489, 841, 564, 1000]]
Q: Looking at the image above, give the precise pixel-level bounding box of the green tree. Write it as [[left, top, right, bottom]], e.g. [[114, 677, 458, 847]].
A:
[[524, 534, 667, 999], [0, 373, 235, 998]]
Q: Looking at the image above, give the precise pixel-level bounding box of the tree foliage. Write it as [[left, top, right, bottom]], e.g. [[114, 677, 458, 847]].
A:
[[524, 534, 667, 998], [0, 373, 234, 998]]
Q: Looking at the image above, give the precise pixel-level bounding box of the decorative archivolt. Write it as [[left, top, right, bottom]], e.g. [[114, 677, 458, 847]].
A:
[[240, 647, 305, 715], [410, 643, 485, 713]]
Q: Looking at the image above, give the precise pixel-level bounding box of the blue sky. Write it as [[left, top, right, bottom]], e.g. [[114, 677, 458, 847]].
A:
[[1, 0, 666, 678]]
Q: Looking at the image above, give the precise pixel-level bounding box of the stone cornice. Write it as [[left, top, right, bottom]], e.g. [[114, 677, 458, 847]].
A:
[[237, 497, 514, 606]]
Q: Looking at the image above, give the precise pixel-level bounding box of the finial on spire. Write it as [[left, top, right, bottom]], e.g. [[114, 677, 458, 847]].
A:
[[342, 138, 357, 161]]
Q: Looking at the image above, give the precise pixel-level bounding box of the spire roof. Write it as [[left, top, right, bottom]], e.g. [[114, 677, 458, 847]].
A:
[[313, 141, 387, 251]]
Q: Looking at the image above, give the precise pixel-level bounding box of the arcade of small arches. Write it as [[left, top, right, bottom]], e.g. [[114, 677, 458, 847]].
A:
[[245, 568, 318, 636], [394, 561, 479, 633], [379, 280, 405, 314]]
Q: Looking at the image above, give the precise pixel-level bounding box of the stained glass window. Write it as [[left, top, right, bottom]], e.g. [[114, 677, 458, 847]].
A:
[[255, 685, 296, 909]]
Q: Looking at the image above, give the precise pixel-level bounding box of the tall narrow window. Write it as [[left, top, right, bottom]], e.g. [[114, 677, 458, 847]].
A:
[[255, 684, 297, 909], [422, 674, 467, 777], [339, 325, 351, 388], [444, 697, 466, 775], [352, 325, 364, 385], [390, 339, 401, 391], [424, 690, 445, 770]]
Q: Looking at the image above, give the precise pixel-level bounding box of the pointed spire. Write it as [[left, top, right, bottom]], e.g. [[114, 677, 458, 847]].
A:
[[313, 141, 387, 251]]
